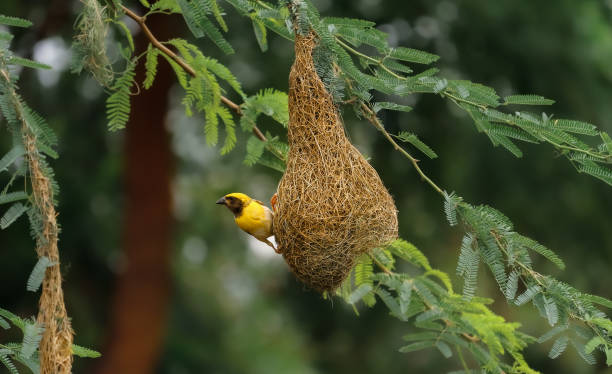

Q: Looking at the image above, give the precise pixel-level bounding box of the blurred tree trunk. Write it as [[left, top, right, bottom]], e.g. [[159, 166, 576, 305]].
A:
[[96, 14, 176, 374]]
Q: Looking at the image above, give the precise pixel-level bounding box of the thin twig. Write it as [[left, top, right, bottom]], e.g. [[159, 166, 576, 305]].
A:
[[337, 36, 489, 111], [456, 345, 471, 372], [339, 36, 611, 162], [368, 252, 393, 275], [490, 230, 545, 286], [367, 250, 480, 343], [121, 5, 268, 142], [360, 102, 445, 196]]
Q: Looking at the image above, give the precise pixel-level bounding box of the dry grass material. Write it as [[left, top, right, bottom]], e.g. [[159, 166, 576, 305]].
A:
[[23, 129, 73, 374], [274, 31, 398, 292], [1, 65, 73, 373], [73, 0, 113, 86]]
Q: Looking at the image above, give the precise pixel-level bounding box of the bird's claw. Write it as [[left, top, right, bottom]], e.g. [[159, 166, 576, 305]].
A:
[[270, 193, 278, 213]]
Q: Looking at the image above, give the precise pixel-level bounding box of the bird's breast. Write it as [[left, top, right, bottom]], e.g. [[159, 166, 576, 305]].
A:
[[234, 202, 273, 239]]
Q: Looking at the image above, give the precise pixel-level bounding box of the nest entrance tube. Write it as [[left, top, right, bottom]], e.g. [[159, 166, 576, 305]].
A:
[[274, 31, 398, 292]]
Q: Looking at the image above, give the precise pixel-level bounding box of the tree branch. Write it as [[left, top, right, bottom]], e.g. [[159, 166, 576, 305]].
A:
[[360, 102, 444, 196], [367, 250, 481, 346], [120, 5, 268, 142]]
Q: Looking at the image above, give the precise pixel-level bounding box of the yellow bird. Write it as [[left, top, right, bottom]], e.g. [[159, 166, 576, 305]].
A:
[[216, 192, 278, 252]]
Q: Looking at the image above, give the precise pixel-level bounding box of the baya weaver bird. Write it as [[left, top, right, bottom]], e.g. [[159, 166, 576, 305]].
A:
[[216, 192, 278, 253]]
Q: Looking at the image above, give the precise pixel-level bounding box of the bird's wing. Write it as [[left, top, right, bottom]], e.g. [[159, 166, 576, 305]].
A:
[[253, 200, 273, 217]]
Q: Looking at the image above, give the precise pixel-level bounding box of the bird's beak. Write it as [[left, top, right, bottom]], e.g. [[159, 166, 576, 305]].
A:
[[216, 197, 226, 205]]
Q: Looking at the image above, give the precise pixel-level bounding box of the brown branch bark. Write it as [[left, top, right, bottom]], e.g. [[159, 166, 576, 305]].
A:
[[121, 5, 268, 142]]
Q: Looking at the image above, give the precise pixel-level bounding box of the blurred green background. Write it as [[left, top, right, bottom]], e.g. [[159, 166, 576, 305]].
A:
[[1, 0, 611, 373]]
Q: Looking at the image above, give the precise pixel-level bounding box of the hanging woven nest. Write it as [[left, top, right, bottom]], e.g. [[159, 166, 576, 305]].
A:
[[273, 30, 398, 292]]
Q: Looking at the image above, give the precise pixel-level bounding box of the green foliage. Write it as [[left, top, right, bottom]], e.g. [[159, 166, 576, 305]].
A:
[[0, 308, 26, 331], [505, 270, 519, 301], [240, 89, 289, 166], [162, 38, 246, 152], [575, 162, 612, 186], [388, 47, 439, 65], [515, 285, 541, 306], [552, 119, 598, 135], [244, 136, 266, 166], [372, 101, 412, 113], [394, 131, 437, 159], [0, 190, 28, 205], [0, 55, 60, 236], [255, 150, 286, 172], [72, 344, 102, 358], [456, 234, 479, 299], [0, 318, 10, 330], [0, 15, 32, 28], [0, 308, 42, 374], [70, 0, 113, 86], [225, 1, 292, 45], [240, 88, 288, 130], [287, 0, 612, 184], [252, 18, 268, 52], [26, 256, 55, 292], [347, 284, 373, 305], [1, 202, 28, 229], [150, 0, 182, 13], [446, 197, 612, 364], [443, 192, 462, 226], [548, 336, 569, 359], [176, 0, 234, 54], [73, 0, 290, 162], [8, 56, 51, 70], [0, 146, 25, 173], [503, 95, 555, 106], [387, 239, 431, 271], [601, 132, 612, 153], [69, 1, 612, 372], [354, 254, 374, 287], [584, 294, 612, 309], [159, 51, 188, 88], [217, 106, 236, 154], [338, 240, 538, 373], [106, 61, 136, 131], [114, 20, 135, 53], [143, 44, 160, 89], [512, 234, 565, 270], [20, 323, 44, 360], [1, 23, 101, 371], [0, 353, 19, 374], [0, 307, 101, 373]]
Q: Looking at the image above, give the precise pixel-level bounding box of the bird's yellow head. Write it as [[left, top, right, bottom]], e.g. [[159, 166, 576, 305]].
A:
[[216, 192, 252, 216]]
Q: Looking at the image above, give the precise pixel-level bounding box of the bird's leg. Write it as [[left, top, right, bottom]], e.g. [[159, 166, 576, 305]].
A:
[[263, 238, 281, 254], [270, 193, 278, 213]]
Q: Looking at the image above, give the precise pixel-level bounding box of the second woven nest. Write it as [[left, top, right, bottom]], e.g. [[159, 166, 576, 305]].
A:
[[274, 31, 398, 292]]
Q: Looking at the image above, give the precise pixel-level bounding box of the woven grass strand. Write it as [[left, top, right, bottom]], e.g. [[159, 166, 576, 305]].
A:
[[23, 127, 73, 373], [1, 65, 74, 373], [274, 31, 398, 292]]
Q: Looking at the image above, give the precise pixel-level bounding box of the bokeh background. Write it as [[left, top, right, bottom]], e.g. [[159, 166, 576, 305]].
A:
[[1, 0, 612, 373]]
